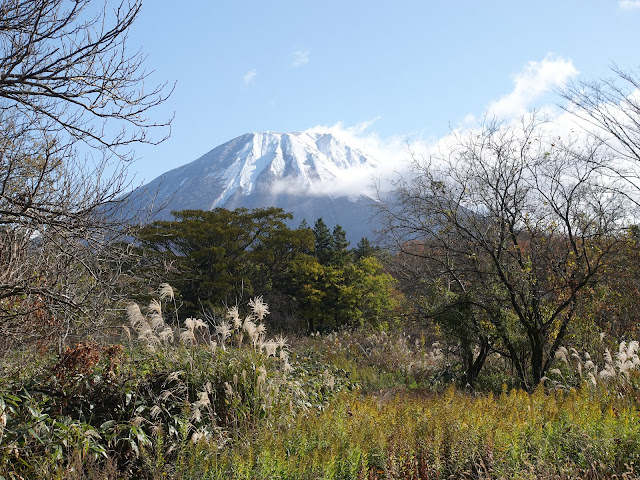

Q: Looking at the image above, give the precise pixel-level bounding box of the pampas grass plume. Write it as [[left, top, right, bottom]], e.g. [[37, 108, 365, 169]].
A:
[[249, 296, 270, 320], [148, 299, 162, 315], [159, 283, 174, 301]]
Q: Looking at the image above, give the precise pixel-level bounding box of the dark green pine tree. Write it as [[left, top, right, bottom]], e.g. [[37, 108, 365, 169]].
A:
[[354, 237, 376, 260], [331, 224, 351, 266], [298, 218, 309, 230], [313, 217, 333, 265]]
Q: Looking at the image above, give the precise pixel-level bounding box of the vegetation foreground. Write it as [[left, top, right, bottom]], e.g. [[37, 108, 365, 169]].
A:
[[1, 294, 640, 479]]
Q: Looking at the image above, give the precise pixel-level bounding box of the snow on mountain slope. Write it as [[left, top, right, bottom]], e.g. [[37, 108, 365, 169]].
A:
[[128, 131, 383, 242]]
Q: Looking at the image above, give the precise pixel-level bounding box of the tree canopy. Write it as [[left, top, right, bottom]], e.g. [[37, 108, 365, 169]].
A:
[[136, 208, 399, 332]]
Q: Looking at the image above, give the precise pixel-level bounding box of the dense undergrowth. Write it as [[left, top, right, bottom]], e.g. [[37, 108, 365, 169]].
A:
[[2, 292, 640, 479], [212, 386, 640, 480]]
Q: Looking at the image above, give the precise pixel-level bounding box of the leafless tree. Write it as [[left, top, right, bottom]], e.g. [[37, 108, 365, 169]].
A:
[[378, 115, 629, 389], [560, 65, 640, 193], [0, 0, 170, 350]]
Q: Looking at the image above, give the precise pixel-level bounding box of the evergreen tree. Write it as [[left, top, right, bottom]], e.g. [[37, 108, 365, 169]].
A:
[[331, 225, 351, 266], [136, 207, 300, 316], [354, 237, 377, 260], [313, 218, 333, 265]]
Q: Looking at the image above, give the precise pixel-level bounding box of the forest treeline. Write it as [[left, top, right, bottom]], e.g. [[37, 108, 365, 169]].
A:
[[134, 208, 399, 333]]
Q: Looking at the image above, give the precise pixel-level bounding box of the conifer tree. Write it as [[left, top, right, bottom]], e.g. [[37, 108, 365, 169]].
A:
[[331, 225, 351, 266], [354, 237, 376, 260], [313, 218, 333, 265]]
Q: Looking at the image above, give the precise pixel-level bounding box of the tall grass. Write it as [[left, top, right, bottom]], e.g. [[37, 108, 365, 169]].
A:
[[0, 289, 350, 479], [2, 287, 640, 479], [203, 386, 640, 480]]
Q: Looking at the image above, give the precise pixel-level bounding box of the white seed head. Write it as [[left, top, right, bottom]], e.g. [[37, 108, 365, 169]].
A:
[[243, 317, 257, 335], [194, 391, 210, 408], [275, 334, 289, 350], [599, 367, 615, 379], [185, 317, 195, 332], [263, 340, 277, 357], [283, 361, 293, 374], [193, 318, 208, 330], [180, 330, 195, 345], [224, 381, 233, 398], [555, 349, 568, 364], [279, 349, 289, 362], [604, 348, 613, 365], [126, 303, 145, 329], [249, 296, 270, 320], [148, 299, 162, 315], [159, 326, 174, 344], [149, 313, 165, 333], [159, 283, 174, 301], [227, 305, 241, 326], [215, 321, 232, 341], [192, 407, 202, 423]]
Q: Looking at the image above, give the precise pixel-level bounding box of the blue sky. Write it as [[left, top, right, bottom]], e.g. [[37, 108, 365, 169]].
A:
[[127, 1, 640, 184]]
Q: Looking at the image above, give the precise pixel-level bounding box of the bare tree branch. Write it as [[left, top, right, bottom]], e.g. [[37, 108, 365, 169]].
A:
[[0, 0, 171, 351], [377, 114, 629, 388]]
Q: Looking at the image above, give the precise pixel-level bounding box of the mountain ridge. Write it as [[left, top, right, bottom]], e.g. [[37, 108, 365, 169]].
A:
[[127, 131, 383, 243]]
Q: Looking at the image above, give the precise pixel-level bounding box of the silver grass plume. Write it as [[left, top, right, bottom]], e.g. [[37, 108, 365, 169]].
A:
[[555, 346, 568, 364], [126, 303, 145, 330], [263, 339, 278, 357], [275, 334, 289, 351], [159, 283, 174, 301], [159, 326, 175, 344], [148, 299, 162, 316], [215, 321, 232, 342], [227, 305, 242, 330], [249, 296, 270, 321], [149, 313, 165, 333]]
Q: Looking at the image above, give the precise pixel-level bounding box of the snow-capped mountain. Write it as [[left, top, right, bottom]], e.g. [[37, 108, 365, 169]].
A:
[[128, 131, 383, 243]]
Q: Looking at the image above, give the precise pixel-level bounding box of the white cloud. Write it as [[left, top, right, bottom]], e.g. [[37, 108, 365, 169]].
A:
[[276, 59, 633, 200], [243, 69, 257, 86], [487, 55, 578, 119], [275, 109, 603, 200], [304, 119, 409, 168], [280, 120, 431, 197], [619, 0, 640, 9], [291, 49, 310, 68], [462, 113, 477, 125], [264, 119, 409, 198]]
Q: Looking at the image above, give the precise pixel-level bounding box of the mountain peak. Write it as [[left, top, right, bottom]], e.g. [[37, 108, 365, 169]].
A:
[[129, 131, 382, 242]]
